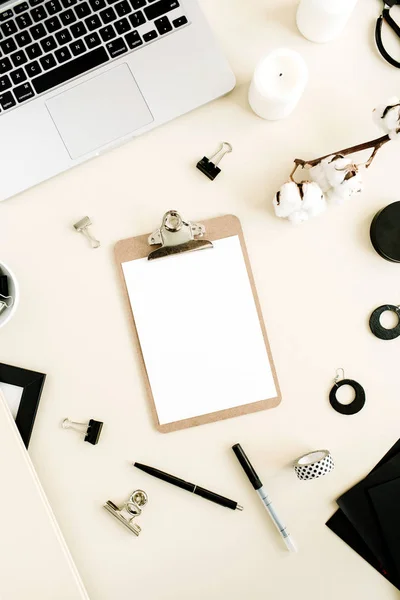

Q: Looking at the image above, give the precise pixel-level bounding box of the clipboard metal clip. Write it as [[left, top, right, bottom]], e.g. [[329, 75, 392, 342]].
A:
[[148, 210, 213, 261], [104, 490, 148, 537]]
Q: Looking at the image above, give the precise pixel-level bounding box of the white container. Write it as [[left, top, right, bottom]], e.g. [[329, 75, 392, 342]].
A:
[[296, 0, 358, 44], [248, 48, 308, 121], [0, 261, 19, 329]]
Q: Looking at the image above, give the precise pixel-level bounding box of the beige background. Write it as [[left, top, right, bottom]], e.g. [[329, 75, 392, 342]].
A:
[[1, 0, 400, 598]]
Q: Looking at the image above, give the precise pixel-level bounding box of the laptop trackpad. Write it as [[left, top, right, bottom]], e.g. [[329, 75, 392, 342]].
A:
[[46, 64, 154, 159]]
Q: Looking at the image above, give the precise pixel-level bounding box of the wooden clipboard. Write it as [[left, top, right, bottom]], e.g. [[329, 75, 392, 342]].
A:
[[115, 214, 281, 433]]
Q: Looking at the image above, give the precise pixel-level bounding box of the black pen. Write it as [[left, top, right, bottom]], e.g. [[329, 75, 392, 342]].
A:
[[133, 462, 243, 511]]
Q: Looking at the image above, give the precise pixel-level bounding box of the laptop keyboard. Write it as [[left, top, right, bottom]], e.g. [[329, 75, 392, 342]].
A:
[[0, 0, 188, 113]]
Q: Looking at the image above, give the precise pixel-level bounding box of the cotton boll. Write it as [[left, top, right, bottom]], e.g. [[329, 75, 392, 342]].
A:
[[373, 98, 400, 136], [273, 181, 302, 218], [327, 171, 363, 204], [343, 170, 363, 196], [387, 95, 400, 106], [325, 157, 355, 188], [309, 161, 331, 192], [288, 210, 309, 225], [310, 155, 351, 191], [327, 189, 346, 205], [300, 181, 327, 217], [373, 104, 388, 131], [389, 128, 400, 141]]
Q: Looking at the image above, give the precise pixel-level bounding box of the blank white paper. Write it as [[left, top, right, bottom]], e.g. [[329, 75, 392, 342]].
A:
[[0, 382, 23, 419], [122, 236, 277, 425], [0, 390, 89, 600]]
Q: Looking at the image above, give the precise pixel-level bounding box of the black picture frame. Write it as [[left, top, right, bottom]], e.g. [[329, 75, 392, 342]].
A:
[[0, 363, 46, 448]]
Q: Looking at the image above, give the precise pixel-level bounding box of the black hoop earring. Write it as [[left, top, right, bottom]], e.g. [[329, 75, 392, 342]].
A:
[[375, 8, 400, 69], [369, 305, 400, 340], [329, 369, 366, 416]]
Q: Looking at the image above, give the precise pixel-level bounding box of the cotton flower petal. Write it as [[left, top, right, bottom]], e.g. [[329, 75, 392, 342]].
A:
[[326, 189, 346, 205], [309, 161, 331, 193], [325, 157, 355, 188], [273, 181, 302, 218], [327, 171, 363, 203], [389, 128, 400, 141], [288, 210, 309, 225], [310, 155, 352, 191], [373, 98, 400, 136], [300, 181, 327, 217], [387, 96, 400, 106]]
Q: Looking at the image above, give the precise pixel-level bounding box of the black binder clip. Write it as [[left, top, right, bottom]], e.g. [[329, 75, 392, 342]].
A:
[[62, 417, 103, 445], [196, 142, 232, 180]]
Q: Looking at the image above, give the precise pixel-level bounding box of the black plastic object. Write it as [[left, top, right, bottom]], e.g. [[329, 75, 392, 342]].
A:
[[337, 449, 400, 580], [370, 305, 400, 340], [194, 486, 239, 510], [85, 419, 103, 445], [370, 201, 400, 262], [326, 438, 400, 590], [329, 379, 366, 416], [196, 156, 221, 181], [0, 275, 8, 298], [232, 443, 263, 490], [133, 462, 240, 510], [375, 2, 400, 68], [369, 477, 400, 583]]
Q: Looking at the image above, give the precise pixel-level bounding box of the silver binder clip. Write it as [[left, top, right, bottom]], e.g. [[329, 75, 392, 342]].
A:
[[148, 210, 213, 260], [73, 216, 101, 249], [104, 490, 148, 536]]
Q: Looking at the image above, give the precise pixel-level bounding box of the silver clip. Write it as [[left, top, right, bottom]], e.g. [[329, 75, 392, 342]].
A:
[[73, 216, 101, 249], [209, 142, 233, 166], [104, 490, 148, 536], [148, 210, 213, 260]]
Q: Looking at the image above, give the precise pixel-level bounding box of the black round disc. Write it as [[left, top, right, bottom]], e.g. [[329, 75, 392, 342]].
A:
[[370, 202, 400, 262], [369, 305, 400, 340], [329, 379, 366, 415]]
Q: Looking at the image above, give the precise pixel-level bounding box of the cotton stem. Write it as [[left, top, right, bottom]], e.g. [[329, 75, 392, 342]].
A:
[[294, 135, 390, 170]]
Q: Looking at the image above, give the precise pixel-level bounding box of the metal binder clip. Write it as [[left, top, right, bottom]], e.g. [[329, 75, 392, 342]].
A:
[[62, 417, 103, 445], [196, 141, 232, 180], [73, 216, 101, 249], [104, 490, 148, 536], [148, 210, 213, 260]]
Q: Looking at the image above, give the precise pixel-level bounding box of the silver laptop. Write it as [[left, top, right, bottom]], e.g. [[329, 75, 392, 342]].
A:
[[0, 0, 235, 200]]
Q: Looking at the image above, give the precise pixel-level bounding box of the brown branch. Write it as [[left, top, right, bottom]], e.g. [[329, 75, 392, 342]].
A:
[[289, 162, 300, 182], [364, 140, 387, 168], [294, 135, 390, 169]]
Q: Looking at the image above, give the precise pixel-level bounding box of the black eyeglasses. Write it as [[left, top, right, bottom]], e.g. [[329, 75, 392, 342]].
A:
[[376, 0, 400, 67]]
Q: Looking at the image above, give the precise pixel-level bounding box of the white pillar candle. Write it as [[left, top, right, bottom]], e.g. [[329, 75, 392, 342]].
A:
[[248, 49, 308, 121], [296, 0, 358, 44]]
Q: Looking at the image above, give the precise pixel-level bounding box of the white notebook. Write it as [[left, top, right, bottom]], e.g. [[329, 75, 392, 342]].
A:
[[0, 390, 89, 600], [122, 234, 278, 427]]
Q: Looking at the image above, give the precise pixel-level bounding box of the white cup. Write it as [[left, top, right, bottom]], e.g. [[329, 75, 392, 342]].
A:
[[296, 0, 358, 44], [0, 262, 19, 329]]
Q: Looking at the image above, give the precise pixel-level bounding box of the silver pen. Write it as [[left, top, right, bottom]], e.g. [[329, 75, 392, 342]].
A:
[[232, 443, 297, 553]]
